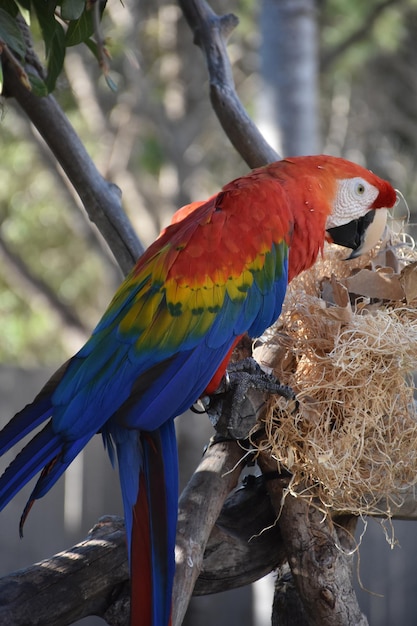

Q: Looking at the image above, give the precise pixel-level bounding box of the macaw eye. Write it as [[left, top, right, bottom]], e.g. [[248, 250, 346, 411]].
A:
[[355, 181, 366, 195]]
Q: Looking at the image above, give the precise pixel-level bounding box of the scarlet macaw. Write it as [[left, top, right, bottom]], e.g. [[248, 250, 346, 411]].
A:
[[0, 156, 396, 625]]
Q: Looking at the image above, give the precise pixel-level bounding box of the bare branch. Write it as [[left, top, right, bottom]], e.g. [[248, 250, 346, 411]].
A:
[[194, 474, 286, 595], [177, 0, 279, 168], [0, 516, 129, 626], [173, 440, 245, 626], [279, 499, 367, 626], [1, 468, 416, 624], [0, 473, 285, 625], [257, 454, 368, 626]]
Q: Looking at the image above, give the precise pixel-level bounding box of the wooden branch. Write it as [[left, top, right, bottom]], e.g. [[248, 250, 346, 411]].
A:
[[1, 468, 416, 624], [0, 516, 129, 626], [2, 20, 143, 276], [272, 562, 310, 626], [279, 499, 367, 626], [177, 0, 279, 168], [194, 474, 286, 594], [0, 474, 285, 625], [258, 454, 368, 626], [173, 440, 245, 626]]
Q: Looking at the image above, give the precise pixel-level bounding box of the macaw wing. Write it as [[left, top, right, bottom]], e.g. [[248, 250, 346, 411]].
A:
[[51, 181, 291, 438]]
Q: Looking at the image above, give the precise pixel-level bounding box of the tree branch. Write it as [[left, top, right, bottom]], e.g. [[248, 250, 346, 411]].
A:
[[173, 440, 246, 626], [177, 0, 279, 168], [0, 516, 129, 626], [2, 20, 143, 276], [1, 466, 416, 625], [257, 459, 368, 626], [0, 471, 285, 626], [193, 473, 286, 595]]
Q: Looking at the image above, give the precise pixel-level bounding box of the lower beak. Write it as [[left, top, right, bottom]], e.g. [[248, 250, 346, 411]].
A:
[[326, 209, 388, 259]]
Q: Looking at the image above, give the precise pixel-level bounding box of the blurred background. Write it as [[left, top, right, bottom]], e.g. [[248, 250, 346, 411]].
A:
[[1, 0, 417, 623]]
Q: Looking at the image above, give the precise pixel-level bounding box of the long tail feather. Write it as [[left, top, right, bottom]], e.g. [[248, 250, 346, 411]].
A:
[[131, 470, 152, 626], [0, 360, 69, 457], [130, 419, 178, 626], [0, 397, 53, 457], [18, 433, 92, 534], [0, 422, 62, 511]]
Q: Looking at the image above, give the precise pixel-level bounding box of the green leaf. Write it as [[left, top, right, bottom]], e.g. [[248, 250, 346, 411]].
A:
[[0, 57, 3, 94], [65, 6, 94, 46], [15, 2, 31, 24], [45, 20, 66, 91], [83, 36, 99, 60], [61, 0, 85, 21], [33, 0, 66, 91], [0, 8, 27, 59], [26, 67, 49, 96], [34, 1, 59, 58], [16, 0, 31, 10]]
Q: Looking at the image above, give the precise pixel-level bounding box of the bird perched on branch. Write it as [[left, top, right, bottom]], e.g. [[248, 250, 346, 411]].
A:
[[0, 156, 396, 625]]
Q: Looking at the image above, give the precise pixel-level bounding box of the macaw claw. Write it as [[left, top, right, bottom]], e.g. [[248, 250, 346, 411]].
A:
[[203, 357, 297, 440]]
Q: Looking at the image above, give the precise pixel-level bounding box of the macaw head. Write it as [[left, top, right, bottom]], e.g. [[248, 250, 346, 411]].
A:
[[325, 175, 397, 259]]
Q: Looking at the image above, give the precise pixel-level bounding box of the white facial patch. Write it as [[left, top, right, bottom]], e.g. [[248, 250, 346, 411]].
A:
[[326, 177, 380, 229]]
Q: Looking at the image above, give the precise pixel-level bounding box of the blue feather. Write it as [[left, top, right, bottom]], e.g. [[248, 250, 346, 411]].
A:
[[0, 397, 52, 457], [0, 423, 62, 511]]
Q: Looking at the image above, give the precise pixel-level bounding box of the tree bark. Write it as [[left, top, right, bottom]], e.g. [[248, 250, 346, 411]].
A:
[[0, 516, 129, 626], [258, 455, 368, 626], [173, 440, 246, 626]]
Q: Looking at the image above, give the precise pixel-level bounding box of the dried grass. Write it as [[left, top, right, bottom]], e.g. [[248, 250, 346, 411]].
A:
[[255, 238, 417, 517]]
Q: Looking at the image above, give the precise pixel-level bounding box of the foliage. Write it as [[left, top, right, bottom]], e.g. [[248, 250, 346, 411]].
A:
[[0, 0, 110, 94]]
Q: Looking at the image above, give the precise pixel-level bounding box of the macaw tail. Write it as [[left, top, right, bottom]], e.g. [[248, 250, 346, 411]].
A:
[[0, 417, 92, 533], [0, 360, 91, 531], [116, 419, 178, 626], [0, 422, 61, 511], [0, 360, 69, 457], [0, 396, 53, 457]]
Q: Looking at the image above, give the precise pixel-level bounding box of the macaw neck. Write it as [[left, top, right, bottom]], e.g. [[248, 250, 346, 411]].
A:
[[287, 189, 330, 283]]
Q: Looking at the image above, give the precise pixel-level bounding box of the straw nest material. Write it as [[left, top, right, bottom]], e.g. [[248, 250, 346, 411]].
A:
[[254, 236, 417, 517]]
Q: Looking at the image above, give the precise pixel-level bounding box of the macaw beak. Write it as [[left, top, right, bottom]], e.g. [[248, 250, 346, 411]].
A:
[[326, 208, 388, 259]]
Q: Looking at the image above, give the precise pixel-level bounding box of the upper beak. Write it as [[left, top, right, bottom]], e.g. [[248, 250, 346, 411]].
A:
[[326, 209, 388, 259]]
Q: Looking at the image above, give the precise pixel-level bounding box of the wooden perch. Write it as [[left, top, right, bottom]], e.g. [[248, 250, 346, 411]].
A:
[[173, 440, 246, 625], [193, 473, 286, 594], [259, 458, 369, 626], [0, 516, 129, 626], [0, 464, 284, 625], [1, 462, 416, 625]]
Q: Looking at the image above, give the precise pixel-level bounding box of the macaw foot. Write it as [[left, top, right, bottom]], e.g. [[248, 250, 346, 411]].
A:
[[201, 357, 297, 440]]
